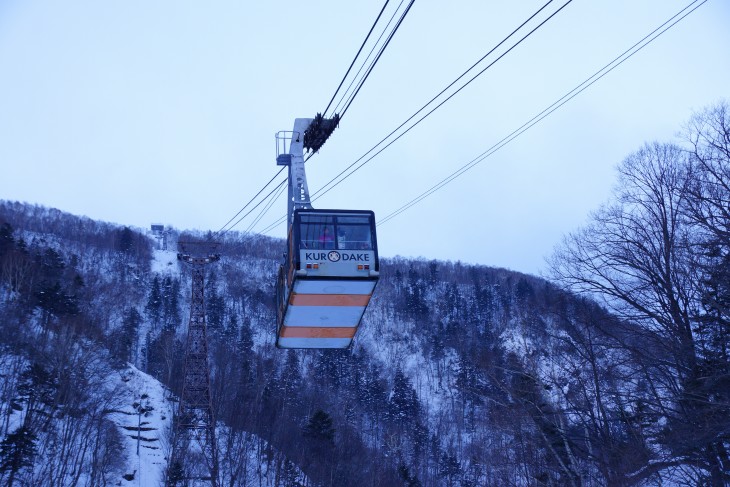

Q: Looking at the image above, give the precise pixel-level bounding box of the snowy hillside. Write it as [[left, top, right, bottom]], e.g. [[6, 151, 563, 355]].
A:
[[2, 137, 730, 487]]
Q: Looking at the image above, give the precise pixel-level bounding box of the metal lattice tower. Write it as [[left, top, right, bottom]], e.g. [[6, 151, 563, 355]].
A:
[[167, 242, 220, 486]]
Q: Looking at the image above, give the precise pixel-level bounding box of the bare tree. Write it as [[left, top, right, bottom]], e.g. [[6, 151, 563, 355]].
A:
[[550, 135, 730, 484], [683, 101, 730, 485], [685, 101, 730, 354]]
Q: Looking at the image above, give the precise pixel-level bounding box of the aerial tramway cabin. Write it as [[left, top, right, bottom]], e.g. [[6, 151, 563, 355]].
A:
[[276, 208, 380, 348]]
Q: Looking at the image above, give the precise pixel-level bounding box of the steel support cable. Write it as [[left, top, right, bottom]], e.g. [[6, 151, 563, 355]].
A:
[[337, 0, 416, 120], [329, 0, 407, 118], [218, 177, 288, 238], [245, 179, 288, 234], [305, 0, 408, 164], [323, 0, 392, 118], [261, 0, 703, 235], [210, 166, 286, 240], [379, 0, 708, 226], [246, 185, 286, 234], [257, 210, 289, 236], [215, 3, 401, 235], [336, 0, 554, 123], [310, 0, 571, 202], [306, 1, 413, 166], [259, 0, 568, 235], [311, 0, 561, 198]]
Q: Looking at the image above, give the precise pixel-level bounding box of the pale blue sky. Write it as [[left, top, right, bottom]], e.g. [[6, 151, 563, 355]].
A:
[[1, 0, 728, 274]]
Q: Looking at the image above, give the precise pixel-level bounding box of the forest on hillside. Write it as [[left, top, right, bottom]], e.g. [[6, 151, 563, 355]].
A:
[[0, 102, 728, 486]]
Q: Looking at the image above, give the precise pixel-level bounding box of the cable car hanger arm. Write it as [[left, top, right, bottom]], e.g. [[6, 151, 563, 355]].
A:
[[276, 115, 340, 223], [277, 118, 314, 220]]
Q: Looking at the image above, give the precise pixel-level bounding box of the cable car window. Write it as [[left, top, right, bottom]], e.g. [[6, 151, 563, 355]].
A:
[[336, 225, 372, 250], [300, 215, 335, 249], [298, 213, 374, 251], [336, 216, 370, 224]]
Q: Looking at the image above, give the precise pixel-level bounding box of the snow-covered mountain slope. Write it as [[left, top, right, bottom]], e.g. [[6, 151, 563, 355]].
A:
[[2, 200, 724, 486]]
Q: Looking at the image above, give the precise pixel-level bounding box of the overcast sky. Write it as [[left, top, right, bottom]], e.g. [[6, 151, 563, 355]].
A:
[[1, 0, 728, 275]]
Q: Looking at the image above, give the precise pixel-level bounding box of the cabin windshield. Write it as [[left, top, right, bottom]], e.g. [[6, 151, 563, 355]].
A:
[[300, 214, 373, 251]]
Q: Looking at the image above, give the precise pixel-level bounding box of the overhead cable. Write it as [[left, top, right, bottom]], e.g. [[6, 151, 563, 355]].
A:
[[338, 0, 416, 120], [209, 166, 286, 240], [306, 0, 414, 163], [379, 0, 708, 225], [328, 0, 406, 118], [257, 211, 288, 236], [245, 179, 288, 234], [216, 176, 287, 240], [323, 0, 392, 118], [310, 0, 569, 202], [259, 0, 568, 235], [213, 2, 407, 236]]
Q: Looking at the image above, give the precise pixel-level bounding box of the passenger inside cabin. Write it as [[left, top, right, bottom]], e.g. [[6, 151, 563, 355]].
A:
[[337, 229, 346, 249], [318, 226, 335, 249], [351, 226, 371, 250]]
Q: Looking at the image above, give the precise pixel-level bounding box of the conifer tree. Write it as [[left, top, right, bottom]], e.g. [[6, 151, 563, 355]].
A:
[[302, 409, 335, 444], [0, 222, 14, 258], [116, 226, 135, 255], [0, 426, 37, 487], [281, 351, 302, 414], [145, 276, 162, 327], [437, 452, 462, 487], [120, 307, 142, 363], [161, 276, 181, 331], [388, 368, 419, 424], [205, 271, 225, 331]]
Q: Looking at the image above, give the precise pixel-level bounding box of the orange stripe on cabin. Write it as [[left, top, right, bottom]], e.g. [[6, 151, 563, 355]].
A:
[[279, 326, 357, 338], [289, 293, 371, 307]]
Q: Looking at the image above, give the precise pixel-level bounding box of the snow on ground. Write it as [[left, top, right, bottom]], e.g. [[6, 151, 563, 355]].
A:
[[500, 324, 536, 358], [0, 352, 27, 434], [112, 365, 174, 486], [151, 249, 180, 276], [0, 354, 173, 486]]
